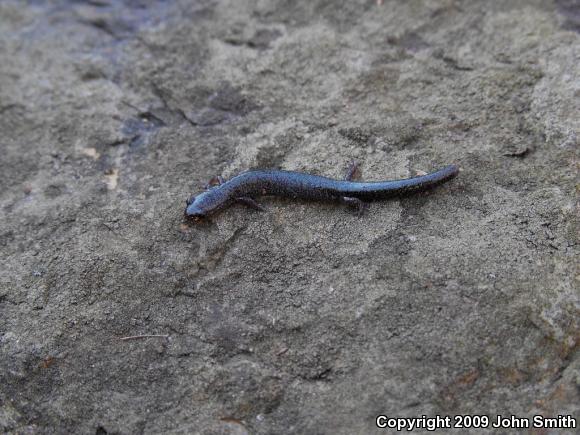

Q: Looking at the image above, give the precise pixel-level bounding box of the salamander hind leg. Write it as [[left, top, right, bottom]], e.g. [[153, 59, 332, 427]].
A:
[[344, 160, 359, 181], [236, 197, 266, 211], [341, 196, 369, 216]]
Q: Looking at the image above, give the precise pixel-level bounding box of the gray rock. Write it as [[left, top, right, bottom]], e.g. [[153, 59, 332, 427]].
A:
[[0, 0, 578, 433]]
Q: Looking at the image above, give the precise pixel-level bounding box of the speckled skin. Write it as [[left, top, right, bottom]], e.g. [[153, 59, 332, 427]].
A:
[[185, 164, 459, 218]]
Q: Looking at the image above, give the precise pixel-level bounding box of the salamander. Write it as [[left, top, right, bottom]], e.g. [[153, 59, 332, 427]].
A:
[[185, 163, 459, 221]]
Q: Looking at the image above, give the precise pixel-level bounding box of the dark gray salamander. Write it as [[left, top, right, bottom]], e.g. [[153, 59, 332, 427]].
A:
[[185, 164, 459, 220]]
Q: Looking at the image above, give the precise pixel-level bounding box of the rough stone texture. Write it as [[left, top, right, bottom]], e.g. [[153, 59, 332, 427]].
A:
[[0, 1, 578, 434]]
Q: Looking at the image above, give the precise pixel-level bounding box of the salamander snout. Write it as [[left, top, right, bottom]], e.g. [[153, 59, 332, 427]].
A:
[[184, 196, 206, 221]]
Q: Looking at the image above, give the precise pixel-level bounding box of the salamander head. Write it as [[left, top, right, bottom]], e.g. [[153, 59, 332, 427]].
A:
[[184, 200, 205, 222], [184, 189, 224, 222]]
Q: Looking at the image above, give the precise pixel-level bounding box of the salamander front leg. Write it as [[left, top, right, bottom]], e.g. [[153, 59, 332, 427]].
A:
[[236, 197, 266, 211], [204, 175, 225, 189], [342, 196, 369, 216]]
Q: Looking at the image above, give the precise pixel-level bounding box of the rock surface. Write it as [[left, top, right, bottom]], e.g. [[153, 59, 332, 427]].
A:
[[0, 0, 578, 433]]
